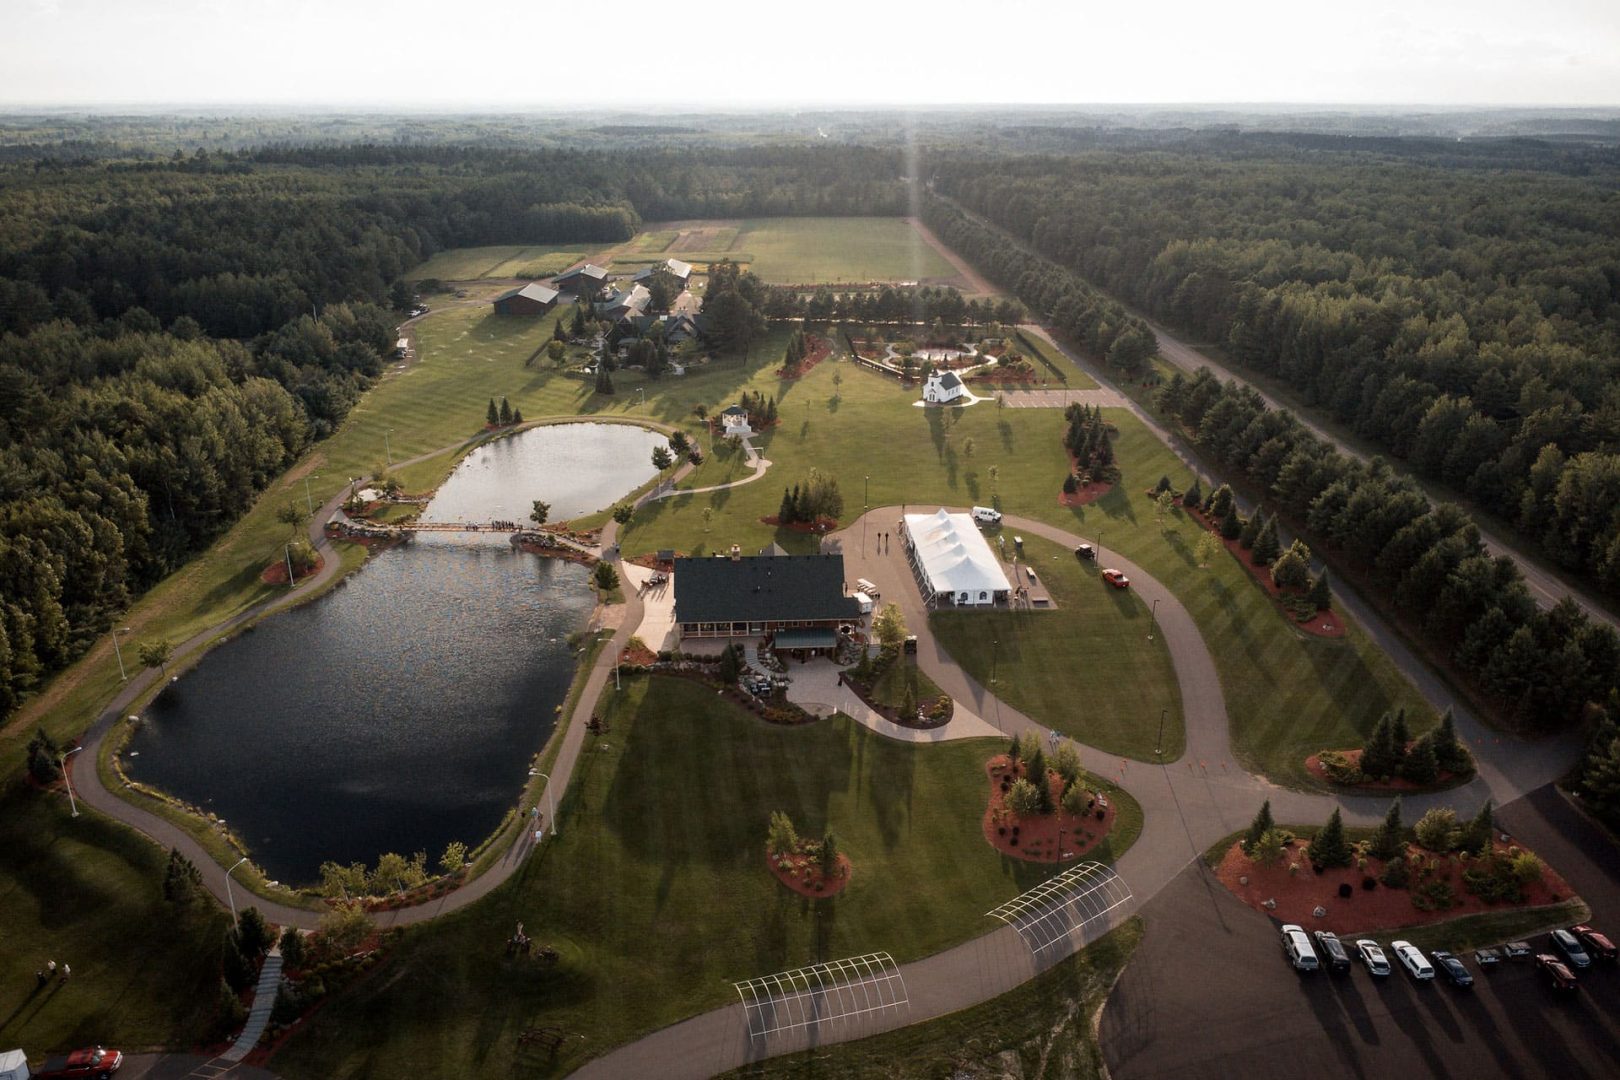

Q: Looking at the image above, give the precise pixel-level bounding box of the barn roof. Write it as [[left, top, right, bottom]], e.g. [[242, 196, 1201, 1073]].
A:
[[555, 263, 609, 283], [632, 258, 695, 283], [494, 282, 560, 305], [674, 554, 860, 625]]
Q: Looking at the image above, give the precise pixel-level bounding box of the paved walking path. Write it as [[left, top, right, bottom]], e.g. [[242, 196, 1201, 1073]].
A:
[[652, 435, 773, 499], [783, 656, 1002, 742]]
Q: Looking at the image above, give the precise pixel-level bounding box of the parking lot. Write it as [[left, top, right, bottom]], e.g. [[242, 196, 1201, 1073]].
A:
[[1101, 786, 1620, 1080], [995, 388, 1123, 409]]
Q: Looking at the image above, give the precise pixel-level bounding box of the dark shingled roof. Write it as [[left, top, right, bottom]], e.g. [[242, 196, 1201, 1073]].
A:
[[938, 371, 963, 389], [674, 554, 861, 625]]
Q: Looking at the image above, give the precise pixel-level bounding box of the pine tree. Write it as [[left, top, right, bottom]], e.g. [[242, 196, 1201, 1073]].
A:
[[1462, 799, 1494, 855], [1208, 483, 1235, 519], [486, 398, 499, 425], [1007, 735, 1021, 764], [1238, 510, 1262, 549], [1578, 729, 1620, 829], [1308, 808, 1353, 868], [1243, 799, 1274, 854], [1391, 708, 1411, 755], [820, 833, 838, 878], [1220, 504, 1243, 540], [1307, 569, 1332, 611], [1400, 732, 1440, 784], [1368, 796, 1405, 861], [1182, 479, 1203, 511], [778, 488, 795, 525], [1251, 514, 1281, 565], [499, 397, 512, 425], [1360, 712, 1398, 779], [1433, 707, 1471, 774], [512, 408, 523, 424], [1026, 747, 1053, 812]]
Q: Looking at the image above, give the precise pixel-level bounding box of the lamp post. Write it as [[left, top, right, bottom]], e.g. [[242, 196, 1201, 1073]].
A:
[[637, 387, 646, 408], [284, 543, 297, 589], [534, 772, 558, 838], [302, 474, 321, 518], [1148, 596, 1159, 643], [1155, 708, 1166, 758], [991, 638, 998, 685], [60, 745, 84, 817], [111, 626, 132, 681], [225, 856, 248, 921], [862, 474, 870, 556]]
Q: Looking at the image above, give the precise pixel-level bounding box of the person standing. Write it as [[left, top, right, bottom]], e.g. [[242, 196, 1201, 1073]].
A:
[[60, 963, 71, 982]]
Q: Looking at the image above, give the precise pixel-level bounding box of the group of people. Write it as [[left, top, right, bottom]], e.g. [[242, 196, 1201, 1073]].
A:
[[34, 959, 71, 989]]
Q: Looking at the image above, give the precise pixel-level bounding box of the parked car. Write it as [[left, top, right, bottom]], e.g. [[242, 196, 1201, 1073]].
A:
[[1571, 924, 1618, 963], [1281, 924, 1319, 972], [34, 1046, 122, 1078], [1101, 568, 1130, 589], [1355, 939, 1391, 977], [1313, 931, 1351, 974], [1392, 941, 1434, 981], [1075, 543, 1096, 561], [1503, 940, 1533, 959], [1536, 953, 1579, 993], [1431, 950, 1474, 988], [1550, 928, 1592, 969], [1473, 946, 1503, 969]]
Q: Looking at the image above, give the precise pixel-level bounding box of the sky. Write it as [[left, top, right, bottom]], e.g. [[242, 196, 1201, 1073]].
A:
[[2, 0, 1617, 107]]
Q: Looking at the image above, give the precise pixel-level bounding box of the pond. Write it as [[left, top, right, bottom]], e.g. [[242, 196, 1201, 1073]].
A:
[[123, 422, 665, 885]]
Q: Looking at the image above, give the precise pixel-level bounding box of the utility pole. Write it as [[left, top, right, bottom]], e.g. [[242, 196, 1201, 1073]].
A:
[[111, 626, 131, 681], [284, 544, 296, 588], [303, 474, 320, 518], [1148, 597, 1159, 643], [1156, 709, 1166, 758]]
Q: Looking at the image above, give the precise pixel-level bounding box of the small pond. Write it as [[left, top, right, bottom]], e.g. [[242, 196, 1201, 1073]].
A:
[[124, 422, 664, 885]]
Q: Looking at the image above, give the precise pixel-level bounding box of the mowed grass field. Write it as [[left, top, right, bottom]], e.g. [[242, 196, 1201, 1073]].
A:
[[405, 244, 611, 281], [619, 356, 1436, 782], [271, 676, 1142, 1079], [933, 533, 1184, 760]]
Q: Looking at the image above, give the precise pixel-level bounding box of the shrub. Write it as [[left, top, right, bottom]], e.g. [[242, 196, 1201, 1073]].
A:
[[1411, 879, 1457, 911], [767, 810, 799, 858], [1316, 750, 1364, 785], [1061, 781, 1090, 819], [1006, 778, 1044, 817], [1414, 807, 1460, 852], [1510, 850, 1545, 884], [1380, 856, 1411, 889], [1051, 741, 1082, 786], [1251, 828, 1287, 866], [212, 978, 248, 1040], [235, 906, 275, 958], [1362, 876, 1378, 891], [280, 927, 305, 970], [1462, 854, 1526, 904]]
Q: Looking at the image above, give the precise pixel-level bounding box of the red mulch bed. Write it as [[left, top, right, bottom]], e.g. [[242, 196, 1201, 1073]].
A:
[[620, 642, 657, 667], [1188, 507, 1344, 638], [1059, 481, 1113, 508], [627, 552, 678, 571], [836, 669, 951, 729], [1217, 838, 1576, 936], [261, 553, 325, 586], [760, 515, 840, 534], [768, 848, 852, 898], [982, 755, 1116, 863], [1304, 746, 1468, 791], [775, 334, 833, 379]]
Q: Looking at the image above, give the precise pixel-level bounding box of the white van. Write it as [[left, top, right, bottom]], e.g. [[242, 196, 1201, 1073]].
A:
[[1281, 924, 1320, 972], [852, 591, 874, 615], [855, 578, 879, 598], [0, 1049, 29, 1080], [972, 506, 1002, 525]]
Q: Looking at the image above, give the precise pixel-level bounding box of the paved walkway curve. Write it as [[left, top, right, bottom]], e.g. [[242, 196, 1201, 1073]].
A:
[[68, 417, 688, 931], [651, 436, 772, 500]]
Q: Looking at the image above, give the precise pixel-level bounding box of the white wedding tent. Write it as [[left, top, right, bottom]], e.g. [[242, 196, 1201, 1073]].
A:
[[902, 508, 1012, 607]]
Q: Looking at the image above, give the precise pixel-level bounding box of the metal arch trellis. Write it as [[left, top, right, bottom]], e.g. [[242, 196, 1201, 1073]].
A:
[[733, 952, 910, 1043], [986, 861, 1133, 955]]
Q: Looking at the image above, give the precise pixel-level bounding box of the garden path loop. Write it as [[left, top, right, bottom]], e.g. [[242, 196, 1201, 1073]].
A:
[[650, 435, 772, 500]]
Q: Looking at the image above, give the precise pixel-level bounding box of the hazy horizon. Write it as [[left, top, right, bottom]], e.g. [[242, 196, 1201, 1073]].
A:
[[4, 0, 1617, 108]]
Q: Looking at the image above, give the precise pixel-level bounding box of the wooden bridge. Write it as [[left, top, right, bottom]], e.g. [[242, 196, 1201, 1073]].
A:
[[341, 517, 598, 557]]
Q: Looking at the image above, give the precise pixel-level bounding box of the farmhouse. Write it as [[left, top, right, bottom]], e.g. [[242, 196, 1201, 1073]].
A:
[[553, 263, 610, 298], [922, 371, 966, 404], [902, 508, 1012, 607], [720, 404, 752, 438], [491, 282, 560, 317], [596, 283, 651, 323], [674, 549, 861, 649], [631, 257, 694, 292]]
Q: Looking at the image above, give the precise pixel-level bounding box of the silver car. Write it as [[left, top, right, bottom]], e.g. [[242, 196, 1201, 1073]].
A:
[[1355, 938, 1391, 976]]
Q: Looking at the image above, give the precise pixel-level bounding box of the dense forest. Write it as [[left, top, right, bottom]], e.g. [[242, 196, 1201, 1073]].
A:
[[0, 144, 911, 716], [931, 151, 1620, 601]]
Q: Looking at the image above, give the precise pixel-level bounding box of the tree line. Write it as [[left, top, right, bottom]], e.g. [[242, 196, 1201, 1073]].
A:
[[1157, 367, 1620, 732], [929, 149, 1620, 601]]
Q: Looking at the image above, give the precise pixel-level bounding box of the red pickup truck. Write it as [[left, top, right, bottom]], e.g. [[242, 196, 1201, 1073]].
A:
[[34, 1046, 122, 1079]]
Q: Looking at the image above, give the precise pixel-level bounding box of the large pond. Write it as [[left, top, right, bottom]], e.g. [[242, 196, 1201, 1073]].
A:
[[124, 422, 665, 885]]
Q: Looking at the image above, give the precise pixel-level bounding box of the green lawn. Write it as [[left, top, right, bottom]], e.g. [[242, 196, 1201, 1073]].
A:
[[271, 675, 1141, 1078], [406, 245, 609, 281], [867, 652, 949, 713], [736, 218, 956, 284], [1015, 329, 1098, 389], [723, 918, 1142, 1080], [0, 787, 231, 1054], [619, 357, 1435, 785], [933, 533, 1183, 760]]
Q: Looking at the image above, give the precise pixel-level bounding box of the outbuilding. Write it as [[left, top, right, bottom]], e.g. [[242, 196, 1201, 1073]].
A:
[[922, 371, 966, 404], [492, 282, 560, 317], [631, 257, 695, 292], [553, 263, 610, 298]]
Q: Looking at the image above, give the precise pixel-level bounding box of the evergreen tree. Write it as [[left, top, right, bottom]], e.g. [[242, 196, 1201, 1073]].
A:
[[1308, 808, 1353, 868], [512, 408, 523, 424], [1578, 727, 1620, 829], [1251, 514, 1281, 565], [1182, 479, 1203, 511], [1368, 796, 1406, 861], [1220, 504, 1243, 540], [1307, 569, 1332, 611], [820, 832, 838, 878], [498, 397, 512, 425], [778, 488, 796, 525], [1462, 799, 1494, 855], [1243, 799, 1274, 854], [1360, 712, 1398, 779], [1238, 510, 1262, 550], [1433, 707, 1471, 774], [1390, 708, 1411, 754], [486, 398, 499, 425], [1400, 732, 1440, 784], [718, 643, 741, 683], [1007, 735, 1021, 763], [1208, 483, 1235, 519], [1026, 747, 1054, 812], [594, 366, 614, 394]]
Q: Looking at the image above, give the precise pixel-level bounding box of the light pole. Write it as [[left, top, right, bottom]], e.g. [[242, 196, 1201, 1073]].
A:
[[384, 428, 394, 467], [60, 745, 84, 817], [302, 474, 321, 518], [1155, 708, 1166, 758], [284, 543, 297, 589], [862, 474, 869, 556], [534, 773, 558, 838], [637, 387, 646, 408], [991, 638, 998, 685], [225, 856, 248, 921], [1148, 596, 1159, 643], [111, 626, 132, 681]]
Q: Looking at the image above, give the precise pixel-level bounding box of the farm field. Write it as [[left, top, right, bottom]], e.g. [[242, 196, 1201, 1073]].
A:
[[271, 675, 1142, 1078], [406, 244, 612, 281]]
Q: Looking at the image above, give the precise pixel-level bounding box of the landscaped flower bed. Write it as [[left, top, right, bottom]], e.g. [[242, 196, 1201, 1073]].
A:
[[765, 810, 850, 898], [982, 749, 1116, 864], [1305, 747, 1468, 791]]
